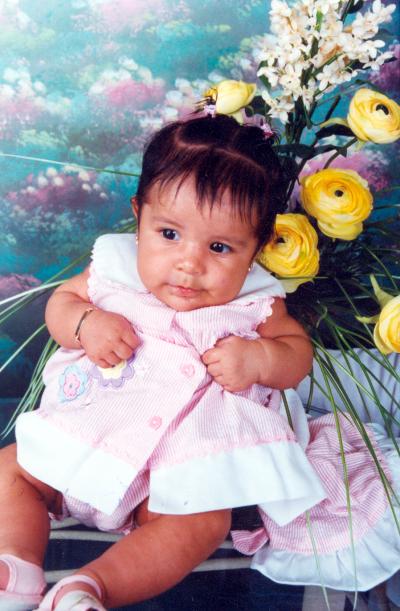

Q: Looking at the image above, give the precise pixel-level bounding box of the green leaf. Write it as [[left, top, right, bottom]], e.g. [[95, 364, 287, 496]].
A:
[[258, 74, 272, 91], [248, 95, 268, 116], [313, 144, 339, 156], [274, 144, 315, 158], [323, 95, 341, 122], [347, 0, 364, 12], [0, 153, 140, 178], [316, 124, 355, 139]]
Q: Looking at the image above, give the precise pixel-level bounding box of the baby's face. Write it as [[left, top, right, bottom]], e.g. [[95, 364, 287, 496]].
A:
[[135, 178, 259, 311]]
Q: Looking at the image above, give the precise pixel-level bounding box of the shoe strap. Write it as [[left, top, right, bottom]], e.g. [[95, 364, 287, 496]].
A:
[[39, 575, 103, 610]]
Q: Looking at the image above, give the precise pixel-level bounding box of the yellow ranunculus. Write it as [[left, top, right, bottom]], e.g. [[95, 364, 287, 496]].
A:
[[257, 213, 320, 292], [300, 168, 373, 241], [373, 294, 400, 354], [347, 88, 400, 144], [204, 80, 256, 122]]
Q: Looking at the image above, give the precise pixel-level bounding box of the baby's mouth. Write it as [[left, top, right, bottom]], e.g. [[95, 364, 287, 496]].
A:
[[169, 284, 201, 297]]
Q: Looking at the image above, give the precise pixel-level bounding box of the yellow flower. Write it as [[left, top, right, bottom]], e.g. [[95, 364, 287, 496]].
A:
[[347, 89, 400, 144], [257, 213, 320, 292], [204, 80, 256, 122], [374, 295, 400, 354], [98, 359, 128, 379], [300, 168, 373, 241]]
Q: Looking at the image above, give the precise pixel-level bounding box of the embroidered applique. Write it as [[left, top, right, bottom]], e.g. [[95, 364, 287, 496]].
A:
[[91, 357, 134, 388], [59, 365, 88, 402]]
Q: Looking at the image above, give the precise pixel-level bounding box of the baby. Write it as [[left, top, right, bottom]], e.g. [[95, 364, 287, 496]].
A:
[[0, 115, 323, 610], [4, 114, 397, 610]]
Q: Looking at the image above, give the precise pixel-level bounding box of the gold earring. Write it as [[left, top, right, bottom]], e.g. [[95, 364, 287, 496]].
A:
[[248, 261, 254, 272]]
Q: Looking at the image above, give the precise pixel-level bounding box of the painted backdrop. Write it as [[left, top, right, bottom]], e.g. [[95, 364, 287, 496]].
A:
[[0, 0, 399, 396]]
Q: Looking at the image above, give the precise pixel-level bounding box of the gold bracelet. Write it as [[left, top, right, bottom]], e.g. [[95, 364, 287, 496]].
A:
[[74, 307, 96, 346]]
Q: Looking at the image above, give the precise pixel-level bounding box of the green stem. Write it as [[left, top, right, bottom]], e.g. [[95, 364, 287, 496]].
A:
[[323, 138, 358, 168], [0, 324, 46, 374], [0, 153, 140, 178]]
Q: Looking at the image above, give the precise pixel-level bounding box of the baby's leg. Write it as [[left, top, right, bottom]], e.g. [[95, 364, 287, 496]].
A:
[[0, 443, 60, 572], [57, 501, 231, 609]]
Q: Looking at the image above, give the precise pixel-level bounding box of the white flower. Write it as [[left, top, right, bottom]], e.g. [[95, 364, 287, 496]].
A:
[[270, 0, 292, 17], [78, 170, 90, 182], [279, 63, 303, 96], [257, 66, 280, 88], [300, 85, 316, 109], [261, 92, 295, 122], [256, 0, 395, 110], [366, 50, 394, 71], [37, 176, 49, 188], [352, 1, 395, 39], [315, 56, 353, 91]]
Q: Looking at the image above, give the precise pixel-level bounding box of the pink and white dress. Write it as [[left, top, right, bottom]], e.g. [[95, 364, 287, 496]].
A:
[[15, 234, 400, 591]]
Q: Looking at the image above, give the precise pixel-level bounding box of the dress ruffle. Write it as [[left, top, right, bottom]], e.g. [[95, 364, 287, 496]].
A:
[[149, 437, 326, 522], [233, 421, 400, 591]]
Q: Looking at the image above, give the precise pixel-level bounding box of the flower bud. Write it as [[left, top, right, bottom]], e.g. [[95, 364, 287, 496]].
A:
[[204, 80, 256, 120], [374, 295, 400, 354]]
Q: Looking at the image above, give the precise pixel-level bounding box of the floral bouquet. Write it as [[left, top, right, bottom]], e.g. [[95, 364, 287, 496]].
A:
[[196, 0, 399, 427], [0, 0, 399, 527]]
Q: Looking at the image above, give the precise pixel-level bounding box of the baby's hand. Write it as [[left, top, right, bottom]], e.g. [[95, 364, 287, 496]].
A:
[[202, 336, 263, 392], [78, 309, 140, 368]]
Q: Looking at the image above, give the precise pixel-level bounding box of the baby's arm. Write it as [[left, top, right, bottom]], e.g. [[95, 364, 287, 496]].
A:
[[45, 267, 140, 367], [202, 298, 313, 392]]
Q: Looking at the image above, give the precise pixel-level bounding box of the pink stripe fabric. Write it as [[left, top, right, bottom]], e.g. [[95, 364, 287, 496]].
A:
[[24, 235, 296, 532], [236, 414, 392, 555]]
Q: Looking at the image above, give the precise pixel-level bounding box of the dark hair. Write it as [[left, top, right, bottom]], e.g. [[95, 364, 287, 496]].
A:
[[135, 114, 288, 249]]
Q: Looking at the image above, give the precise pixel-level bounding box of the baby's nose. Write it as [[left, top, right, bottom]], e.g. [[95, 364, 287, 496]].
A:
[[176, 245, 204, 274]]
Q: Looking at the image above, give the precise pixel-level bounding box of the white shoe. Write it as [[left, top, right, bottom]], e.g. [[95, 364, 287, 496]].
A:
[[0, 594, 43, 611], [35, 575, 106, 611], [0, 554, 45, 611]]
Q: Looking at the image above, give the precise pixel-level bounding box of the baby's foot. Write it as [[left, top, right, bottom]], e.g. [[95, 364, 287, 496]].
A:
[[35, 575, 106, 610], [0, 554, 46, 611]]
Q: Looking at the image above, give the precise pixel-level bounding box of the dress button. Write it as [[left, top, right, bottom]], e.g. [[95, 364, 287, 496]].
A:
[[148, 416, 162, 430], [180, 364, 195, 378]]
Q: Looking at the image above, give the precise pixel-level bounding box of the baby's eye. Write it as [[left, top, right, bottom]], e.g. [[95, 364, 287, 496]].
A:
[[162, 229, 180, 241], [210, 242, 231, 254]]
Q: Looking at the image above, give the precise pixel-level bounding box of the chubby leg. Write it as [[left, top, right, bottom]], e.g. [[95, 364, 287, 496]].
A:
[[55, 500, 231, 609], [0, 443, 61, 607], [0, 444, 60, 575]]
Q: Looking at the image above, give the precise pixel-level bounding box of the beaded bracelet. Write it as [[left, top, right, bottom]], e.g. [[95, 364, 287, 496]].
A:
[[74, 307, 96, 346]]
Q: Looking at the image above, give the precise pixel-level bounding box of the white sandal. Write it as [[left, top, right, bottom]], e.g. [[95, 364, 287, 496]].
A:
[[35, 575, 106, 611]]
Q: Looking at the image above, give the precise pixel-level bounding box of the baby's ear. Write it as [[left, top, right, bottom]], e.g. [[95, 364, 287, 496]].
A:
[[130, 196, 139, 218]]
